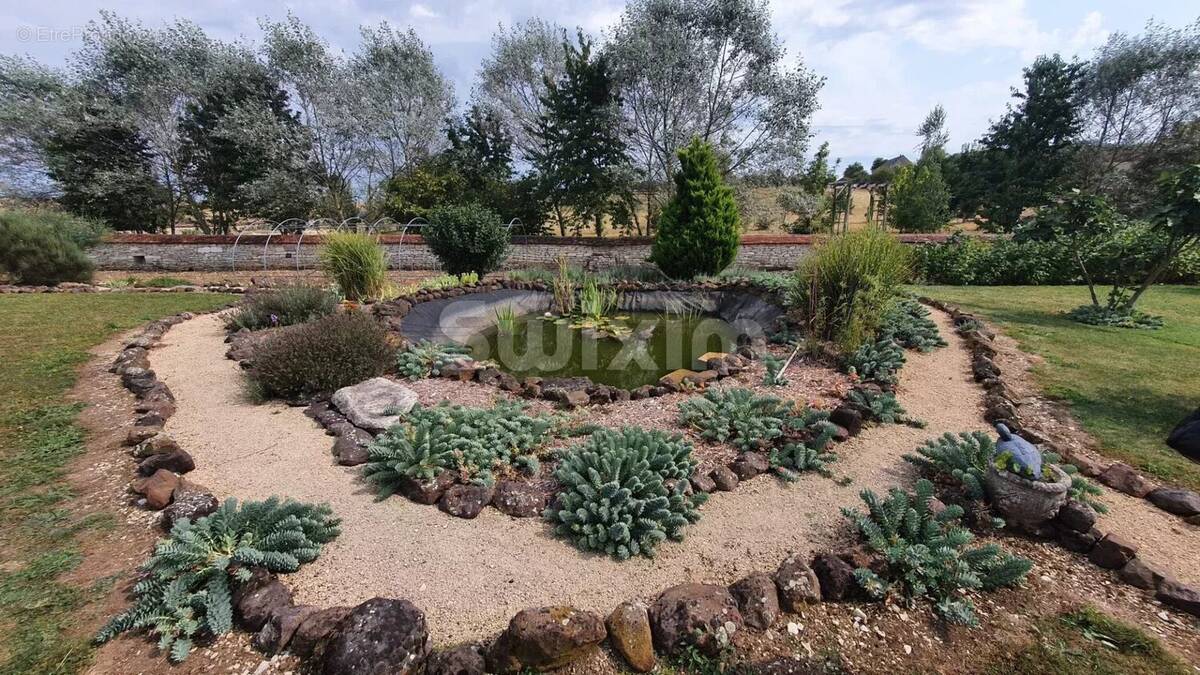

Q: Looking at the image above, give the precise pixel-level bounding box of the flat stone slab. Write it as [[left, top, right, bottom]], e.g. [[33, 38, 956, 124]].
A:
[[331, 378, 418, 432]]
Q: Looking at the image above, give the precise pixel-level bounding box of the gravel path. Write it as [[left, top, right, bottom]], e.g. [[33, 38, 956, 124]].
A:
[[152, 309, 987, 645]]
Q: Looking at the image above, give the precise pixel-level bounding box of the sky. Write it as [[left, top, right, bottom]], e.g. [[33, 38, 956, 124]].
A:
[[3, 0, 1197, 171]]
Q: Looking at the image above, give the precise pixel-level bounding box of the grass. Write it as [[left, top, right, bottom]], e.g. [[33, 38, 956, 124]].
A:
[[0, 292, 234, 675], [917, 285, 1200, 490], [994, 606, 1190, 674]]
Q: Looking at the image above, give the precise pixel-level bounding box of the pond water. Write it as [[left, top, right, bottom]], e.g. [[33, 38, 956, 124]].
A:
[[467, 311, 739, 389]]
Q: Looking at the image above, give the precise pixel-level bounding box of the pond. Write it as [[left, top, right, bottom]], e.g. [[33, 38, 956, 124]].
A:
[[466, 311, 739, 389]]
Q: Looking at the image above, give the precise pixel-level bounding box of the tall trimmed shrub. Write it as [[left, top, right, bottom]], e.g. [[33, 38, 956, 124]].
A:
[[793, 229, 912, 351], [0, 210, 95, 285], [650, 138, 740, 279], [424, 203, 510, 276], [318, 232, 388, 301]]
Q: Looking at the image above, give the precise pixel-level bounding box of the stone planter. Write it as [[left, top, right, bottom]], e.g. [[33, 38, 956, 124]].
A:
[[985, 464, 1071, 526]]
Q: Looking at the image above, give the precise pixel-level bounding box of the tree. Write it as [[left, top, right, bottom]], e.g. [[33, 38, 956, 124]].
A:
[[0, 55, 65, 198], [446, 104, 513, 187], [353, 23, 455, 195], [842, 162, 868, 182], [177, 50, 307, 232], [890, 159, 951, 233], [650, 138, 740, 278], [261, 13, 365, 219], [1077, 19, 1200, 212], [44, 105, 167, 231], [71, 13, 222, 232], [916, 104, 949, 158], [530, 32, 629, 237], [474, 19, 569, 164], [608, 0, 822, 213], [976, 55, 1086, 230]]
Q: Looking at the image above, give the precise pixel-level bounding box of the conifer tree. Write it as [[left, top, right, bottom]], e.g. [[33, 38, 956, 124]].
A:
[[650, 138, 740, 278], [529, 31, 628, 236]]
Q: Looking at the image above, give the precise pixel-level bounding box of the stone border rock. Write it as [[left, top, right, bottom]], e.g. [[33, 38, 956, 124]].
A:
[[110, 312, 222, 526], [107, 302, 1200, 675], [919, 296, 1200, 615]]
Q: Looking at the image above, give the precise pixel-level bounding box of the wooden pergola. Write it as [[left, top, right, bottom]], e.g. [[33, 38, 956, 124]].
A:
[[826, 180, 893, 232]]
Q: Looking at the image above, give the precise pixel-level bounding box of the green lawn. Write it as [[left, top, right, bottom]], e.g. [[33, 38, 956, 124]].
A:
[[917, 285, 1200, 491], [0, 292, 234, 675]]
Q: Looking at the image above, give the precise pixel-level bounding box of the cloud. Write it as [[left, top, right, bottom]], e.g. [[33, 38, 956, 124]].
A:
[[409, 3, 440, 20]]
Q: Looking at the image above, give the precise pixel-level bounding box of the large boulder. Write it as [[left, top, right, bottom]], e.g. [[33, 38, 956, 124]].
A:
[[649, 583, 743, 657], [773, 555, 822, 611], [1166, 408, 1200, 462], [729, 573, 780, 630], [1156, 579, 1200, 617], [131, 432, 180, 458], [131, 469, 179, 510], [493, 480, 548, 518], [331, 378, 418, 433], [487, 606, 607, 673], [607, 602, 656, 673], [160, 483, 218, 529], [1097, 463, 1152, 498], [438, 484, 495, 519], [137, 449, 195, 476], [1146, 488, 1200, 517], [234, 572, 294, 631], [321, 598, 431, 675], [812, 554, 856, 601], [1054, 499, 1097, 533], [426, 645, 486, 675], [290, 606, 353, 657], [1088, 533, 1138, 569]]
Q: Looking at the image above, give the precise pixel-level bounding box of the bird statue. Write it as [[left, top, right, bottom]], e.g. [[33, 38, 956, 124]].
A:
[[995, 422, 1043, 478]]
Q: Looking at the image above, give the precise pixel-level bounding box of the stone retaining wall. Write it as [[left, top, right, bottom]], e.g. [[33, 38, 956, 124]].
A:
[[90, 233, 965, 272]]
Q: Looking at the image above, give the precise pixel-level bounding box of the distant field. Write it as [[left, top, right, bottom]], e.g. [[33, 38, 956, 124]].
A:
[[570, 186, 977, 237]]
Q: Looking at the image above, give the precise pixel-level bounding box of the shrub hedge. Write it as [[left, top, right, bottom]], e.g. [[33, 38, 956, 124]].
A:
[[914, 232, 1200, 285]]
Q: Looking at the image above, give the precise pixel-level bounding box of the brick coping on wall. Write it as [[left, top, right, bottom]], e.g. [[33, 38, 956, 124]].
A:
[[104, 232, 986, 246]]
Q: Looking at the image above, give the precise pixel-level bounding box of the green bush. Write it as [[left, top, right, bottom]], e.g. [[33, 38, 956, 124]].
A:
[[95, 497, 340, 662], [677, 388, 790, 452], [903, 431, 994, 501], [395, 340, 471, 379], [880, 298, 947, 352], [249, 311, 394, 399], [843, 336, 906, 385], [224, 285, 339, 331], [847, 388, 918, 426], [904, 431, 1107, 513], [363, 401, 556, 490], [546, 427, 706, 560], [318, 232, 388, 301], [890, 160, 951, 233], [914, 230, 1200, 286], [0, 208, 110, 249], [424, 203, 510, 276], [0, 211, 95, 285], [650, 138, 740, 279], [793, 229, 912, 351], [842, 479, 1031, 626]]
